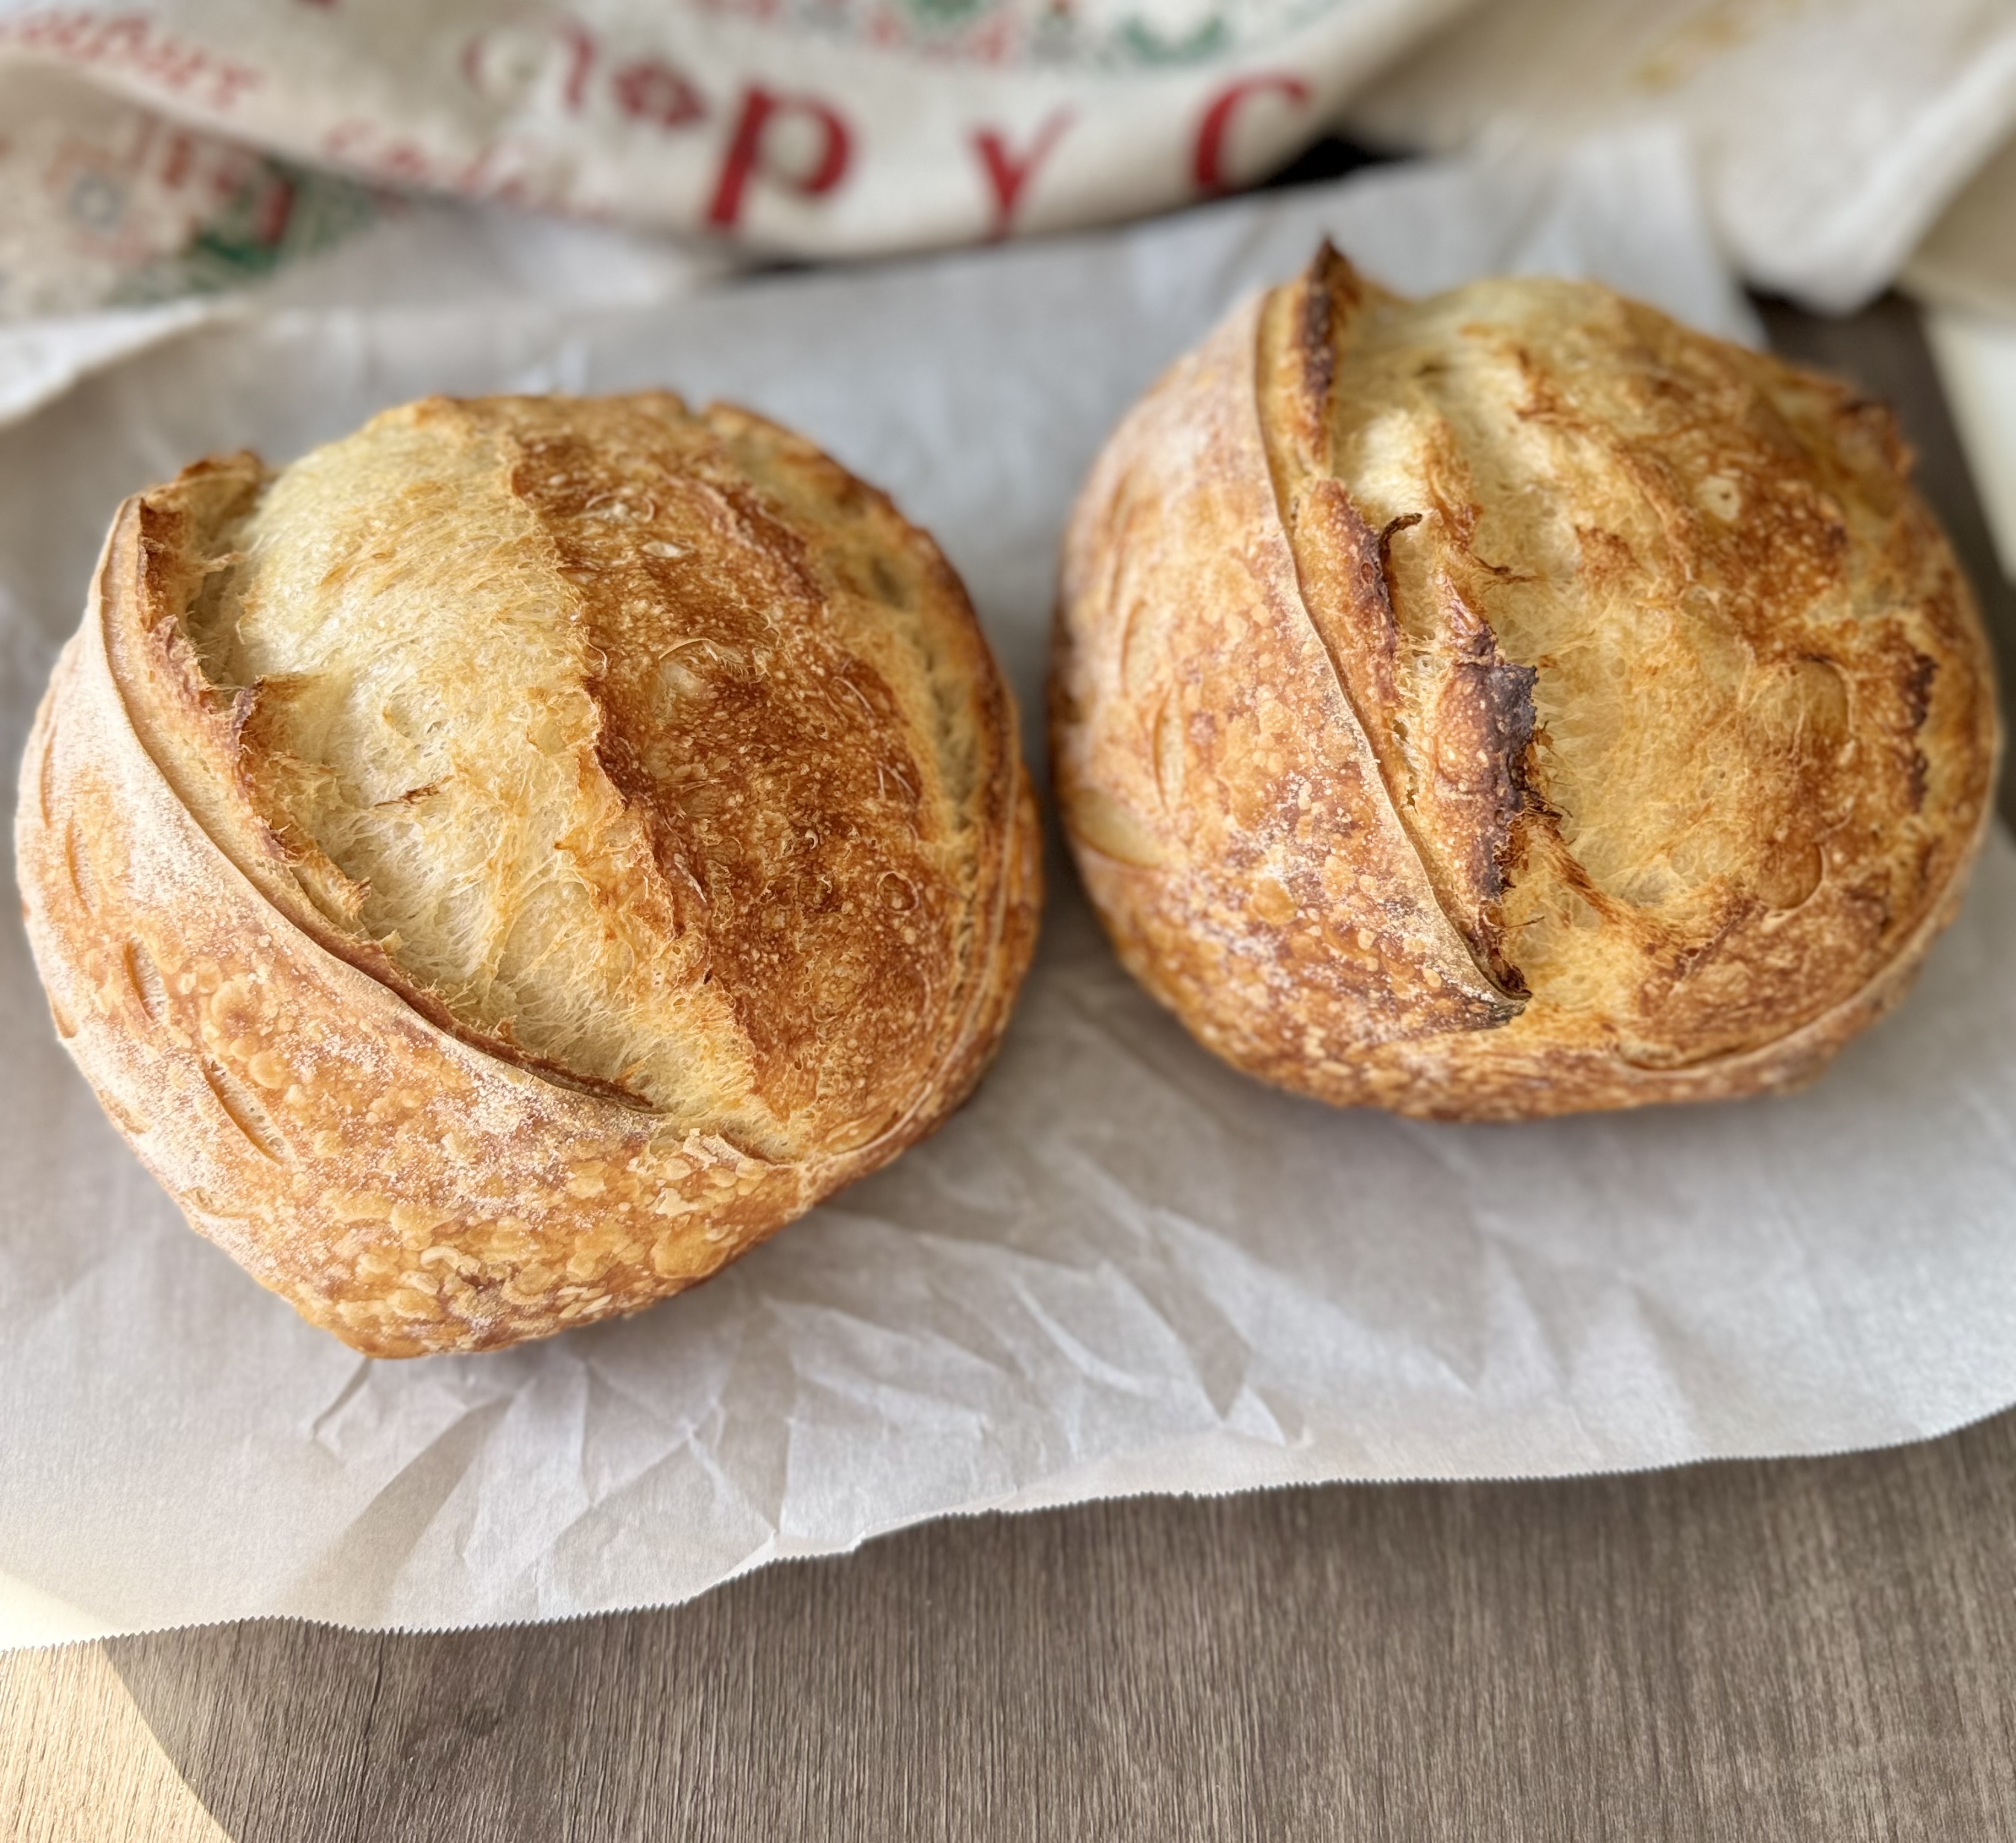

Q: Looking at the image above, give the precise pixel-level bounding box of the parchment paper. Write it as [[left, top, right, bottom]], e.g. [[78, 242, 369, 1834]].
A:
[[7, 144, 2016, 1645]]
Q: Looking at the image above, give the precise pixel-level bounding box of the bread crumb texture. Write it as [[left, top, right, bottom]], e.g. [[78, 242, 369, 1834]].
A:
[[1051, 246, 1999, 1118], [19, 394, 1039, 1354]]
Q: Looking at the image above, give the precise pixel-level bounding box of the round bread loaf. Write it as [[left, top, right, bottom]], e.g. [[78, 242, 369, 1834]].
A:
[[1052, 246, 1999, 1119], [19, 393, 1040, 1355]]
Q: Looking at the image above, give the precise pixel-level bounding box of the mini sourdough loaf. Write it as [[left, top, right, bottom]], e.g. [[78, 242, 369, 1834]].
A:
[[19, 394, 1039, 1355], [1052, 246, 1999, 1119]]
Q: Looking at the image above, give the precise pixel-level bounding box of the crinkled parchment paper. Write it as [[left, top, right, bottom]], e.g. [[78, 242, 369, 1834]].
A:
[[7, 141, 2016, 1643]]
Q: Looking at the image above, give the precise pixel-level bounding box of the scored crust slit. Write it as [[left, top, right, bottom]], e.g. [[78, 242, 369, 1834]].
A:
[[18, 393, 1041, 1356], [1051, 245, 1999, 1119]]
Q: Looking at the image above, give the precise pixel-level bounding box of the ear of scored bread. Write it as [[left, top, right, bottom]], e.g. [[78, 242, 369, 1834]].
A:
[[1051, 255, 1526, 1095], [18, 395, 1041, 1356]]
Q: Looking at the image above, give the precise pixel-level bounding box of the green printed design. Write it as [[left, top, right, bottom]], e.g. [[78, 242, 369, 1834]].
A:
[[109, 161, 380, 309], [903, 0, 993, 22], [1117, 14, 1231, 65], [781, 0, 1353, 69]]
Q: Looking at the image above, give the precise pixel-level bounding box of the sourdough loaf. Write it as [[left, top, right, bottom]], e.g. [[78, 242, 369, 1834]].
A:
[[19, 393, 1040, 1354], [1051, 247, 1998, 1118]]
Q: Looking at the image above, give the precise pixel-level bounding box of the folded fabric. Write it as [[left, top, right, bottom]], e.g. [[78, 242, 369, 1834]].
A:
[[0, 0, 1471, 314], [1346, 0, 2016, 312]]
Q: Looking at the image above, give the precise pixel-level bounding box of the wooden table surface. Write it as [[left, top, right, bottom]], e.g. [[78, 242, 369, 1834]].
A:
[[7, 289, 2016, 1843]]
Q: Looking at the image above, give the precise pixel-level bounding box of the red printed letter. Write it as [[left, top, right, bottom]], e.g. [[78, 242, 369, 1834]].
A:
[[707, 87, 851, 229], [1193, 74, 1309, 194], [973, 108, 1072, 237]]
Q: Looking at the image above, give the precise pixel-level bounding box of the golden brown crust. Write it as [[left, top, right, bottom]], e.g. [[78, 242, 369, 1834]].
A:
[[1052, 248, 1999, 1120], [18, 394, 1039, 1355]]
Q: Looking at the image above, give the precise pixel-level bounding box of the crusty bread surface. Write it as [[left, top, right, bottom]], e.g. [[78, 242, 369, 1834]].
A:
[[1051, 247, 1999, 1118], [19, 393, 1040, 1355]]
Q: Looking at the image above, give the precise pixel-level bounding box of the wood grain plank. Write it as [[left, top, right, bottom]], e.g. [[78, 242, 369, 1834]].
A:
[[0, 1643, 231, 1842], [105, 1409, 2016, 1841], [55, 1625, 384, 1843]]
